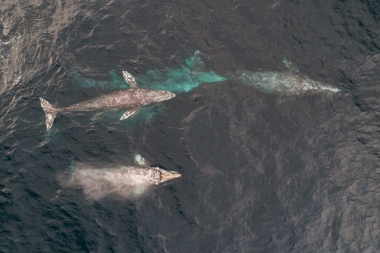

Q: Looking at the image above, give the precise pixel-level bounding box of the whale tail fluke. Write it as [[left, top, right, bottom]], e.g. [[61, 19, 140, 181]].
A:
[[40, 98, 58, 131]]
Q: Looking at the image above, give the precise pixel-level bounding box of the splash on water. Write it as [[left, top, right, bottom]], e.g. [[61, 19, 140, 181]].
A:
[[282, 59, 299, 72], [134, 154, 146, 166], [136, 50, 227, 93]]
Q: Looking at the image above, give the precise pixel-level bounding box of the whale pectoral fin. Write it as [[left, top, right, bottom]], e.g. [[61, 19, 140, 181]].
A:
[[122, 71, 139, 89], [40, 98, 58, 131], [120, 107, 140, 120]]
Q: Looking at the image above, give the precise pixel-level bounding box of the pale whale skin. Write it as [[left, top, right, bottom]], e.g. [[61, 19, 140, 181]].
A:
[[40, 71, 176, 130], [73, 166, 181, 199], [77, 166, 181, 186]]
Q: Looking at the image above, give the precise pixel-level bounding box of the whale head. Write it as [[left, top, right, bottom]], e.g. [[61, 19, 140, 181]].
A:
[[145, 90, 176, 103]]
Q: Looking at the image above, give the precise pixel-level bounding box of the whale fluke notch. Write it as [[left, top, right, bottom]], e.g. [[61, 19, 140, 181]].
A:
[[120, 107, 140, 120], [40, 98, 58, 131], [122, 70, 139, 89]]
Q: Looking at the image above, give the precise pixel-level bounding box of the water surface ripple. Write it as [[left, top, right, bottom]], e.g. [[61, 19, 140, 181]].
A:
[[0, 0, 379, 252]]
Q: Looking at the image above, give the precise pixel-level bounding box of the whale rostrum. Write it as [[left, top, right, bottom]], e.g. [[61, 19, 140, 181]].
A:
[[40, 70, 176, 130]]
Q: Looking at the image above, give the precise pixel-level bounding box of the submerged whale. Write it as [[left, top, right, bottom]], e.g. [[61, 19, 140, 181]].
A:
[[237, 60, 340, 95], [40, 71, 176, 130], [66, 156, 181, 200]]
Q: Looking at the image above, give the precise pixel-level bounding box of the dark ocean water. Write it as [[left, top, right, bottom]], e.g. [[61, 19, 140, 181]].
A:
[[1, 0, 380, 252]]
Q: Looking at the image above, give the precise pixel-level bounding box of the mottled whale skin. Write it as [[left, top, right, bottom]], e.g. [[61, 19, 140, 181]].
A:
[[77, 166, 181, 186], [40, 71, 176, 130], [73, 165, 181, 199]]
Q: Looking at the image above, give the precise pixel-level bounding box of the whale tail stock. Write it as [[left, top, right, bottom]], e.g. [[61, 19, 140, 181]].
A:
[[40, 98, 58, 131]]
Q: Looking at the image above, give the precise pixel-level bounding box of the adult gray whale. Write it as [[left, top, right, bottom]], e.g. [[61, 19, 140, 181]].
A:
[[40, 71, 176, 130], [65, 155, 181, 200], [76, 166, 181, 187]]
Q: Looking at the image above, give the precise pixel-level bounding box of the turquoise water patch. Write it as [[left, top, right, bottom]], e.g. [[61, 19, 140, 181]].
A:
[[136, 68, 226, 93], [134, 154, 146, 166], [71, 50, 226, 93], [40, 119, 64, 145]]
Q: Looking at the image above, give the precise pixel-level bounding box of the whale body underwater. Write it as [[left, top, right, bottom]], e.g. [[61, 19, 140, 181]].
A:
[[40, 71, 176, 130]]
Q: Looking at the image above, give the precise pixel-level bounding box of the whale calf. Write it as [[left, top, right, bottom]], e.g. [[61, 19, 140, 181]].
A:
[[40, 71, 176, 130]]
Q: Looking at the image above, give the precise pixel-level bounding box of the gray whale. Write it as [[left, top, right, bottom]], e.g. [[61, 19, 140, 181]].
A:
[[40, 71, 176, 130], [65, 155, 181, 200]]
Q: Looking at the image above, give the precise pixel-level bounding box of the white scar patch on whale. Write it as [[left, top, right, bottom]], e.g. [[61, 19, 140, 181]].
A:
[[58, 156, 181, 200]]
